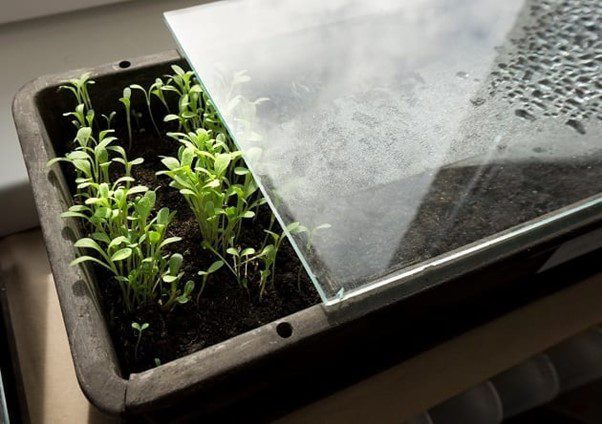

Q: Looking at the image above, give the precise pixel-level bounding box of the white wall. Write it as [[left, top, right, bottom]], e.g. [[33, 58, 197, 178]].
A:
[[0, 0, 128, 25]]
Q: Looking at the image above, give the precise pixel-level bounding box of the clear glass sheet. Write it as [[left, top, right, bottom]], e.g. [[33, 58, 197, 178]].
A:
[[165, 0, 602, 302]]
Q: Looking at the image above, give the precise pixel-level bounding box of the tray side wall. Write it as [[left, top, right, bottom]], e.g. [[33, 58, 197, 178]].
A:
[[10, 50, 187, 415]]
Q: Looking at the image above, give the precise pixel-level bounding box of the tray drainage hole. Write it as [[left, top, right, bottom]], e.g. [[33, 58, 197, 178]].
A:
[[118, 60, 131, 69], [276, 322, 293, 338]]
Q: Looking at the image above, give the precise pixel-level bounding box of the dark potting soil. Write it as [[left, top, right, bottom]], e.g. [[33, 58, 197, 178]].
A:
[[300, 151, 602, 290], [388, 156, 602, 268], [96, 130, 320, 374]]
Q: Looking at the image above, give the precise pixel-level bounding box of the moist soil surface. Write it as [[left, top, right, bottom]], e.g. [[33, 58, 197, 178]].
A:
[[296, 151, 602, 290], [385, 157, 602, 274], [96, 130, 320, 374]]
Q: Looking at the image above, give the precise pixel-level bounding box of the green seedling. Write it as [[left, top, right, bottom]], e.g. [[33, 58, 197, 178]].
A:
[[119, 87, 133, 150], [48, 127, 118, 188], [158, 129, 261, 251], [102, 111, 116, 129], [51, 76, 193, 313], [202, 240, 259, 291], [161, 65, 204, 132], [159, 65, 232, 136], [161, 253, 195, 311], [131, 321, 149, 360], [149, 78, 170, 112], [226, 244, 257, 287], [153, 67, 302, 300], [50, 68, 324, 369], [130, 84, 161, 137], [59, 72, 94, 112], [196, 260, 224, 302], [306, 223, 332, 251], [63, 103, 95, 130], [56, 67, 312, 324], [68, 189, 187, 311], [254, 222, 306, 299]]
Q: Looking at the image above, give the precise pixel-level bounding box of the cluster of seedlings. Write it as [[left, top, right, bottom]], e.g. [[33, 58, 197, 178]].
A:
[[49, 66, 313, 368]]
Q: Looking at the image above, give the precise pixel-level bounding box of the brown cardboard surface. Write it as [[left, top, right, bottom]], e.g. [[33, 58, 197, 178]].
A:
[[0, 228, 601, 423]]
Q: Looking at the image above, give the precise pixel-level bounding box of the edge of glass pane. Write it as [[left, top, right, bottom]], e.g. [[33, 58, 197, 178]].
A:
[[164, 8, 602, 307], [325, 193, 602, 308], [163, 12, 330, 302]]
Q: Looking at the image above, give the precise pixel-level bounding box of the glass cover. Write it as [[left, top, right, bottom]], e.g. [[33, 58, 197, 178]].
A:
[[165, 0, 602, 303]]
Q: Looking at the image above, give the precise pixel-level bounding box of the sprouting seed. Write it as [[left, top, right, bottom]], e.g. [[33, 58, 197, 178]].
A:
[[132, 322, 149, 360], [119, 87, 132, 150]]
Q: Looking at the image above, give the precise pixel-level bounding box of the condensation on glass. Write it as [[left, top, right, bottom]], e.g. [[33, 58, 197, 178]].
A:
[[165, 0, 602, 303]]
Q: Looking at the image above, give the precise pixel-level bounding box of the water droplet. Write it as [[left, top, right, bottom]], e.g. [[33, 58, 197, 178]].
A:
[[566, 119, 586, 134], [488, 0, 601, 124], [531, 89, 544, 98], [515, 109, 536, 121], [470, 97, 486, 107]]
